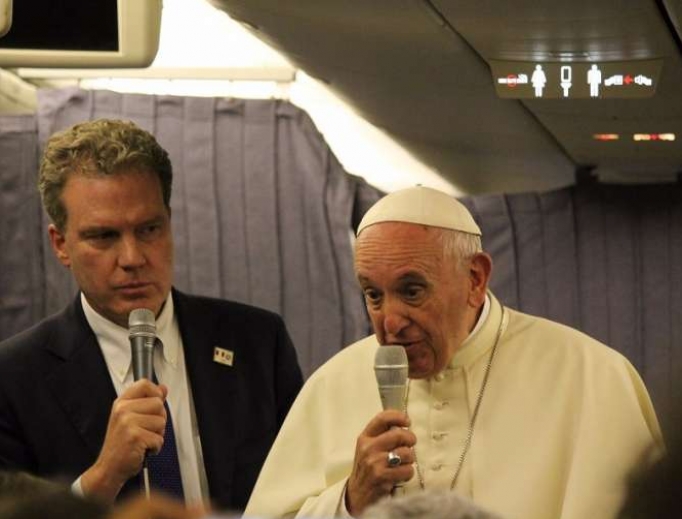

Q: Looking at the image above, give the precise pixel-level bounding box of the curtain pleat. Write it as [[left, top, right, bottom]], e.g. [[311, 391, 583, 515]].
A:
[[242, 101, 282, 312], [276, 107, 313, 368], [0, 115, 42, 335], [603, 187, 642, 365], [183, 97, 222, 298], [506, 192, 546, 318], [574, 185, 610, 342], [541, 189, 580, 327], [215, 100, 249, 303], [156, 96, 191, 292]]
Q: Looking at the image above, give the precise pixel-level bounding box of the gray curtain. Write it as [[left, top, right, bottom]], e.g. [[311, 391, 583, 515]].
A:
[[1, 87, 383, 377], [0, 115, 42, 337], [461, 181, 682, 437]]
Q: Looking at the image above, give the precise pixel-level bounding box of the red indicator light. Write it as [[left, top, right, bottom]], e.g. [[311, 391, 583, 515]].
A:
[[593, 134, 620, 141]]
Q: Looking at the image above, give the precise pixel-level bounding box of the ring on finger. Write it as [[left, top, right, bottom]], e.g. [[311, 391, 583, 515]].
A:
[[387, 451, 402, 467]]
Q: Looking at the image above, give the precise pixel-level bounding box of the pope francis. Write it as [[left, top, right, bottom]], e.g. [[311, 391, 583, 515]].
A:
[[245, 186, 663, 519]]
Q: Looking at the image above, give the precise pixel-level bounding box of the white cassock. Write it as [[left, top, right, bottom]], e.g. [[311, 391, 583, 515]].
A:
[[245, 292, 663, 519]]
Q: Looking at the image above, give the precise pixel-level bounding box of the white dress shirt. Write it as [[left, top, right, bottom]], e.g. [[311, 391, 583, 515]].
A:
[[74, 293, 209, 505]]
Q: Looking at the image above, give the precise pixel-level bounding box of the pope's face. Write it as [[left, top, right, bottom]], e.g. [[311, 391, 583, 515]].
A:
[[49, 169, 173, 327], [354, 222, 487, 379]]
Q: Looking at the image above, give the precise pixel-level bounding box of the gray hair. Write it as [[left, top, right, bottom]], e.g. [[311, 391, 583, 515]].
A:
[[437, 228, 483, 269], [361, 490, 506, 519]]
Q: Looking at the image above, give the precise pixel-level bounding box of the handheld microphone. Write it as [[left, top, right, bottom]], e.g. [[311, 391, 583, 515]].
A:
[[374, 345, 408, 411], [374, 345, 409, 488], [128, 308, 156, 382], [128, 308, 157, 499]]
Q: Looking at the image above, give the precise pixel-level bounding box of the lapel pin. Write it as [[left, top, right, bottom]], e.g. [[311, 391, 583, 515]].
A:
[[213, 347, 234, 367]]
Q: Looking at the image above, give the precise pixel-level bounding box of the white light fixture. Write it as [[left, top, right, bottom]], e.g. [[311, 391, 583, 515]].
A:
[[633, 133, 676, 141]]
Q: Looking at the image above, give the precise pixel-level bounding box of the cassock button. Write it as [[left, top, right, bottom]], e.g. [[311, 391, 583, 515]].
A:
[[431, 463, 443, 471]]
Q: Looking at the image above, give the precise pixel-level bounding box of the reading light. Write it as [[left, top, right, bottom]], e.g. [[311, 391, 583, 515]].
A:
[[633, 133, 676, 141]]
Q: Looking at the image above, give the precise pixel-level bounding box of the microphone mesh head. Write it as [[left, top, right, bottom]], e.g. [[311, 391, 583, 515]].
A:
[[128, 308, 156, 336], [374, 345, 408, 387]]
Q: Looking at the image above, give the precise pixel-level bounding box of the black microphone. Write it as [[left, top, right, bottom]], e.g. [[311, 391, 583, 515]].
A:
[[374, 345, 408, 411], [128, 308, 156, 382]]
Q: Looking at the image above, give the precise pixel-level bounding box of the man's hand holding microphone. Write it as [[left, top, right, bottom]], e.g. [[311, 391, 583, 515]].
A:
[[81, 309, 168, 503], [345, 346, 416, 516]]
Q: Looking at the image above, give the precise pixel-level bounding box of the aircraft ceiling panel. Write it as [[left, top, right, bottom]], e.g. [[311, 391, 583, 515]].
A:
[[210, 0, 680, 193], [433, 0, 670, 60]]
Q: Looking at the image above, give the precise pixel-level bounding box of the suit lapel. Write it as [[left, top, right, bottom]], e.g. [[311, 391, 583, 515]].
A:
[[44, 297, 118, 457], [174, 290, 237, 501]]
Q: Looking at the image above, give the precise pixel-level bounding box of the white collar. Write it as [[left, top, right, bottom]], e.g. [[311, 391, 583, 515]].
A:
[[81, 293, 178, 383], [441, 293, 491, 372]]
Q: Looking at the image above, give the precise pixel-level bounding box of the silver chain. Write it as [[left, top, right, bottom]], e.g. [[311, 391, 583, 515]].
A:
[[407, 306, 506, 491]]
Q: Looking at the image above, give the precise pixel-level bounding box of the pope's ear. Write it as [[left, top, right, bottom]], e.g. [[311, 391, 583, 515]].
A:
[[48, 224, 71, 268], [468, 252, 492, 306]]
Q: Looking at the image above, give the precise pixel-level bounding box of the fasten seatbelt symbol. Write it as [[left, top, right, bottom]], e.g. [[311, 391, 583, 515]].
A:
[[213, 347, 235, 366]]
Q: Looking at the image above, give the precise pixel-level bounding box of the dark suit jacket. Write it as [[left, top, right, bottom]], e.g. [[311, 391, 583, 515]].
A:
[[0, 289, 303, 512]]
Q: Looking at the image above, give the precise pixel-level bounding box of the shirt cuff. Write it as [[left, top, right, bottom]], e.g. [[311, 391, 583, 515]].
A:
[[337, 480, 353, 517], [71, 475, 85, 497]]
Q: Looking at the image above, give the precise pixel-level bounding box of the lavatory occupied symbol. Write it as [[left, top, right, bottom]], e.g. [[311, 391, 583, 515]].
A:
[[560, 66, 572, 97], [531, 64, 547, 97]]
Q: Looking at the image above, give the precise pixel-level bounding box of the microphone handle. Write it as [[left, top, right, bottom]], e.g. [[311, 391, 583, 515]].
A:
[[130, 334, 155, 499], [378, 384, 407, 411], [378, 383, 408, 489], [131, 335, 155, 381]]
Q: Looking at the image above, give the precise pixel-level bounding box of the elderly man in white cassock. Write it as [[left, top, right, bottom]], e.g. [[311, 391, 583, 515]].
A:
[[245, 186, 664, 519]]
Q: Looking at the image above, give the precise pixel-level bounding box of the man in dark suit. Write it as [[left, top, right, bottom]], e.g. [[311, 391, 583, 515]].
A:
[[0, 119, 303, 512]]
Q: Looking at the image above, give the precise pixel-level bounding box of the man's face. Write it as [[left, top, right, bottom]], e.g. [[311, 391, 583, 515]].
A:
[[49, 169, 173, 328], [355, 222, 486, 379]]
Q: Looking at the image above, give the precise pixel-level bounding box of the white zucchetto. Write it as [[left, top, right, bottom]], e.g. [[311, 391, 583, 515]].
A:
[[357, 185, 482, 236]]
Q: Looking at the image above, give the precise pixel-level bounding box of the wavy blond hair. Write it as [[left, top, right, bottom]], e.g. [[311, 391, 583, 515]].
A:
[[38, 119, 172, 230]]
